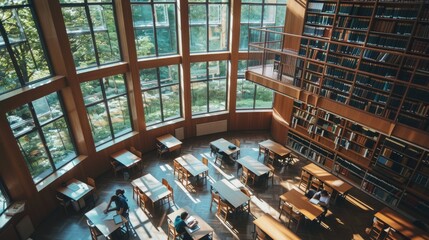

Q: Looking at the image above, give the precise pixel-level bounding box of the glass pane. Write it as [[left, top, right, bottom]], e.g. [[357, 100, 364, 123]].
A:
[[255, 85, 273, 108], [0, 48, 20, 94], [104, 75, 127, 99], [189, 4, 207, 52], [1, 8, 51, 84], [18, 131, 52, 183], [209, 79, 226, 111], [155, 4, 168, 25], [236, 78, 255, 109], [7, 105, 35, 137], [33, 93, 63, 125], [208, 4, 228, 51], [87, 102, 111, 146], [132, 4, 156, 58], [159, 65, 179, 86], [143, 89, 162, 125], [157, 4, 177, 55], [90, 5, 120, 64], [41, 118, 76, 169], [191, 82, 207, 114], [81, 80, 103, 105], [140, 68, 159, 89], [209, 60, 227, 78], [108, 96, 131, 137], [161, 85, 181, 120], [0, 0, 28, 6], [190, 62, 207, 81]]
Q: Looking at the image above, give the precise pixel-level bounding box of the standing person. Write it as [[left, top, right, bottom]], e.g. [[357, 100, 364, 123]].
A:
[[174, 212, 197, 240]]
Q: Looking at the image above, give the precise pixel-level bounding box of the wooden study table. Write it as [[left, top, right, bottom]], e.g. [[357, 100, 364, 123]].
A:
[[111, 149, 141, 169], [56, 178, 93, 210], [167, 206, 214, 240], [302, 163, 353, 196], [131, 173, 171, 208], [236, 156, 271, 176], [259, 140, 291, 159], [212, 179, 249, 209], [375, 207, 429, 240], [156, 134, 182, 153], [254, 214, 301, 240], [210, 138, 240, 159], [279, 189, 324, 221], [175, 154, 209, 177], [85, 202, 127, 238]]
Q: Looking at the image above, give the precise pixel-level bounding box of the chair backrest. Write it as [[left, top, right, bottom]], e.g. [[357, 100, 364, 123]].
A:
[[87, 177, 96, 188], [282, 202, 293, 216], [323, 185, 333, 195], [267, 163, 275, 174], [162, 178, 168, 187], [242, 166, 249, 175], [56, 195, 66, 204], [218, 199, 229, 210], [167, 219, 178, 238], [211, 191, 220, 203], [301, 171, 310, 180], [173, 160, 181, 170], [240, 188, 252, 197], [202, 157, 208, 166], [255, 226, 268, 240], [233, 139, 241, 147]]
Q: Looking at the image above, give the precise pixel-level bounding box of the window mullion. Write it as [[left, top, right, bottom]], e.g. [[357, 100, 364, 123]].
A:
[[206, 4, 209, 52], [152, 4, 160, 56], [156, 68, 165, 121], [84, 4, 101, 66], [99, 79, 115, 138]]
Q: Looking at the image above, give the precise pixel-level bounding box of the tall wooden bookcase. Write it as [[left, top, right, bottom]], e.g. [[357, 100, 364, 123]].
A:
[[288, 0, 429, 220]]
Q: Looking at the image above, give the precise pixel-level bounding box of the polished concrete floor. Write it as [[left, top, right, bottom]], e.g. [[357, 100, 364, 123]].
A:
[[32, 130, 386, 240]]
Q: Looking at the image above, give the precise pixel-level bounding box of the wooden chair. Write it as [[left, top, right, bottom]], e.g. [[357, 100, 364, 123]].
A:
[[368, 218, 385, 240], [210, 191, 220, 210], [240, 188, 252, 214], [267, 150, 276, 165], [87, 219, 103, 240], [214, 152, 223, 167], [233, 139, 241, 158], [258, 146, 268, 160], [266, 163, 275, 187], [157, 142, 168, 158], [241, 166, 256, 186], [130, 146, 143, 170], [217, 199, 232, 222], [310, 177, 323, 191], [385, 228, 404, 240], [138, 191, 151, 213], [161, 178, 174, 205], [110, 160, 126, 177], [173, 160, 184, 180], [298, 171, 310, 191], [167, 218, 183, 240], [279, 202, 302, 231], [200, 157, 209, 178], [210, 144, 219, 157], [56, 194, 72, 215], [254, 225, 270, 240], [133, 186, 140, 202], [86, 177, 97, 204]]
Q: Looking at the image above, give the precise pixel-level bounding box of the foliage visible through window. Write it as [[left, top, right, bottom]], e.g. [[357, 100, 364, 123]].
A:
[[236, 60, 274, 109], [6, 92, 77, 184], [191, 61, 228, 115], [61, 0, 121, 70], [81, 74, 132, 146], [0, 1, 52, 95], [189, 0, 229, 53], [131, 0, 178, 58], [240, 0, 287, 51], [0, 179, 11, 215], [140, 65, 181, 126]]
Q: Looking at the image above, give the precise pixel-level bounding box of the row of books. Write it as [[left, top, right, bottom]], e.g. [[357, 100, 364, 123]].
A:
[[325, 66, 350, 79], [372, 21, 413, 35], [359, 61, 398, 78], [375, 7, 418, 19], [348, 132, 376, 147], [304, 72, 321, 83], [323, 78, 351, 93], [300, 39, 328, 50], [336, 16, 369, 30], [332, 30, 365, 44], [347, 123, 378, 139], [401, 101, 429, 117], [329, 44, 361, 56], [367, 35, 408, 50], [362, 180, 400, 205], [365, 173, 401, 194], [320, 89, 348, 103], [410, 40, 429, 54], [338, 4, 373, 16], [415, 24, 429, 39], [362, 50, 402, 65], [306, 14, 334, 26], [308, 2, 336, 14], [303, 26, 332, 38], [303, 48, 326, 61], [319, 111, 343, 124], [349, 98, 367, 110], [304, 83, 320, 94], [355, 74, 393, 92], [412, 173, 429, 188], [306, 62, 324, 73], [327, 55, 358, 68], [352, 86, 389, 104]]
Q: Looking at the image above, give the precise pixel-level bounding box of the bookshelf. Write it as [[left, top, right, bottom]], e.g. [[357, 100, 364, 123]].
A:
[[298, 0, 429, 133]]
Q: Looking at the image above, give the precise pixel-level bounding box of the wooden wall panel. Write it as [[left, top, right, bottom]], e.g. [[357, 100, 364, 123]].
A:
[[229, 112, 272, 131], [283, 0, 306, 51]]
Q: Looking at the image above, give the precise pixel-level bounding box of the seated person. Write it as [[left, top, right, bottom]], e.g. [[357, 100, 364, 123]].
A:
[[311, 189, 330, 217], [104, 191, 129, 219], [174, 212, 197, 240]]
